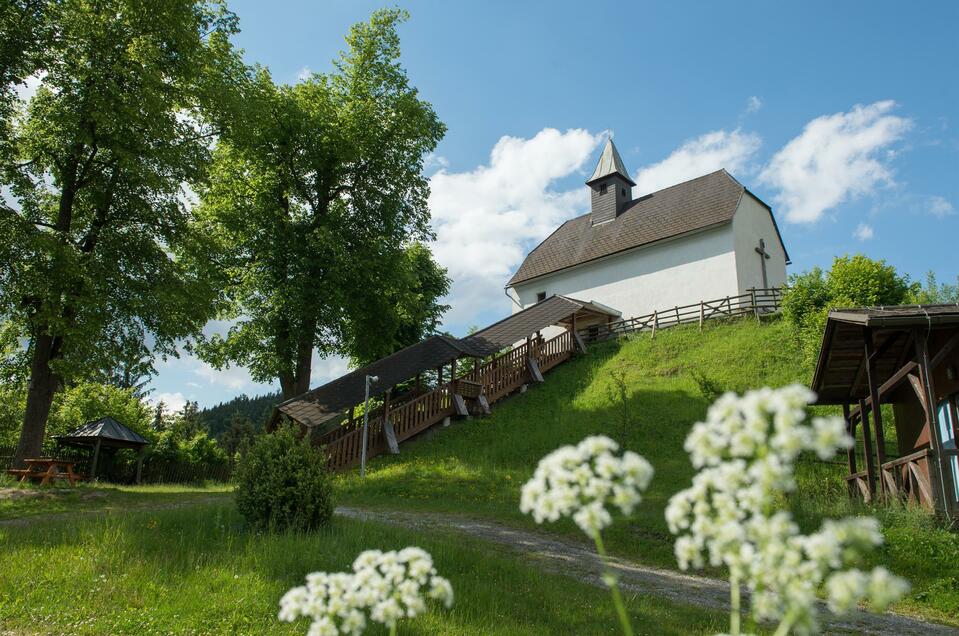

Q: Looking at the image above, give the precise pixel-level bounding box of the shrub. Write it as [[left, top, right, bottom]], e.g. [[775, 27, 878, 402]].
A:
[[782, 255, 912, 363], [235, 424, 334, 531]]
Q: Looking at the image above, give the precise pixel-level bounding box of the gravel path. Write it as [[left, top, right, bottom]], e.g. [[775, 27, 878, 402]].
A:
[[337, 506, 959, 636]]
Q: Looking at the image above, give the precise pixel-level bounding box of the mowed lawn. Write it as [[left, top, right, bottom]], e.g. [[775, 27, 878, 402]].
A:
[[336, 317, 959, 626], [0, 499, 729, 635]]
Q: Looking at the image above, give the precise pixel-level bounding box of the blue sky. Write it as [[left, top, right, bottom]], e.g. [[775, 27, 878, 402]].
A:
[[149, 0, 958, 410]]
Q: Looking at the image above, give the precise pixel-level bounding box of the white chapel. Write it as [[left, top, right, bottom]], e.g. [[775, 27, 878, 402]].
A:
[[506, 138, 789, 324]]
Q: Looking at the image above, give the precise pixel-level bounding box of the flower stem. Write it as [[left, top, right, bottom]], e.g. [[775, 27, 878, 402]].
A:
[[593, 533, 634, 636], [772, 610, 797, 636], [389, 623, 397, 636], [729, 570, 741, 636]]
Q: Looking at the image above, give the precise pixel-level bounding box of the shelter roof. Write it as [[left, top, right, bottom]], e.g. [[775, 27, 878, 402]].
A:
[[56, 416, 149, 447], [811, 304, 959, 405], [275, 295, 615, 427]]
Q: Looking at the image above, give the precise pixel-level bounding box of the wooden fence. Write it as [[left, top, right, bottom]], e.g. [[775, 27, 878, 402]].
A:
[[580, 287, 784, 343]]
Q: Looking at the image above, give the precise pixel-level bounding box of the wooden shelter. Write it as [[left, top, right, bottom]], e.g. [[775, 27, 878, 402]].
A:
[[811, 304, 959, 516], [56, 416, 150, 484], [271, 295, 618, 470]]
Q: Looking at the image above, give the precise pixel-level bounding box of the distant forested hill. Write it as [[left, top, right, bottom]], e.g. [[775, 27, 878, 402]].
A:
[[197, 391, 281, 438]]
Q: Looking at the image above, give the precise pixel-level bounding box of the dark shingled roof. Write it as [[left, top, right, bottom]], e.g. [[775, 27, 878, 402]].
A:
[[57, 416, 149, 446], [509, 170, 784, 286], [274, 296, 619, 428], [811, 304, 959, 405]]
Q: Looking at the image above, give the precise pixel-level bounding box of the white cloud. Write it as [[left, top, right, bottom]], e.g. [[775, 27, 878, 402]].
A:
[[930, 195, 955, 218], [149, 391, 187, 413], [759, 100, 912, 223], [310, 353, 350, 389], [296, 66, 312, 81], [14, 72, 44, 104], [632, 129, 762, 195], [191, 360, 258, 390], [746, 96, 763, 113], [853, 223, 874, 241], [428, 128, 601, 326]]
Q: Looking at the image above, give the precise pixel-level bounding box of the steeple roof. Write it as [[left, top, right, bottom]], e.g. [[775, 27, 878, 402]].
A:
[[587, 138, 636, 186]]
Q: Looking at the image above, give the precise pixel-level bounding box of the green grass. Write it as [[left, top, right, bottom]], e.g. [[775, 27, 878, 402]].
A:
[[0, 479, 232, 520], [0, 500, 730, 635], [336, 316, 959, 625]]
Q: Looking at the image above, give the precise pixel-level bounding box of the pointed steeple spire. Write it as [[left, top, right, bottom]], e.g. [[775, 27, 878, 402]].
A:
[[587, 137, 636, 186]]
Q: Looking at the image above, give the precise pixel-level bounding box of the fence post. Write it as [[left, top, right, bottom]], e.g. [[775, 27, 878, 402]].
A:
[[651, 310, 658, 338], [751, 287, 759, 322], [699, 301, 704, 331], [675, 305, 680, 325]]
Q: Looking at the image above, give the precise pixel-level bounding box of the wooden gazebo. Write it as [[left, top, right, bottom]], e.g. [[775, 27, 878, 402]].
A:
[[811, 304, 959, 516], [56, 417, 150, 484]]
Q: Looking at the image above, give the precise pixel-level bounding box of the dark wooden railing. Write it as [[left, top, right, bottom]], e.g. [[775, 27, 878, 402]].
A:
[[879, 448, 935, 506], [323, 329, 575, 471], [580, 287, 784, 343]]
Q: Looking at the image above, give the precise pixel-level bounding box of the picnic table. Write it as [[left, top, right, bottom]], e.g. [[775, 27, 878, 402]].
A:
[[6, 458, 84, 486]]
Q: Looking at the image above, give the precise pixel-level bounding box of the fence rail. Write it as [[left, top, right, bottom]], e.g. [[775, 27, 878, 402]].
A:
[[580, 287, 784, 343]]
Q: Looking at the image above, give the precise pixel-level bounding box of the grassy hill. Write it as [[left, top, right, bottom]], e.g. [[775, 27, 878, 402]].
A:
[[338, 316, 959, 624]]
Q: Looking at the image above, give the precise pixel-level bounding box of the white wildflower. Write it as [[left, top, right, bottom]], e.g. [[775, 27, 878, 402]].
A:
[[667, 385, 909, 634], [278, 546, 453, 634], [520, 435, 653, 540]]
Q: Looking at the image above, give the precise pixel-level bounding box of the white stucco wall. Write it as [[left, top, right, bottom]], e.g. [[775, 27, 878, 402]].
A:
[[509, 224, 740, 322], [731, 193, 788, 293]]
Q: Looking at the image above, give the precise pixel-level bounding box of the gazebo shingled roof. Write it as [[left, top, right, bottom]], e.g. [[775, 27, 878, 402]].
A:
[[56, 416, 149, 449]]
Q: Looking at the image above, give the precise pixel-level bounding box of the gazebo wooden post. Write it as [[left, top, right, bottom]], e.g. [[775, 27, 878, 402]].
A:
[[451, 357, 458, 383], [915, 331, 951, 515], [135, 447, 145, 485], [90, 438, 102, 481], [858, 398, 877, 501], [863, 329, 888, 494]]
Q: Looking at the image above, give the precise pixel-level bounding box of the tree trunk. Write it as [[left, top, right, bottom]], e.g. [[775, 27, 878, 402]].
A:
[[13, 332, 61, 468]]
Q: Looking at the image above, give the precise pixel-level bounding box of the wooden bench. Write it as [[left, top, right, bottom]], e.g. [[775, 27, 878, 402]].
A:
[[9, 459, 83, 486]]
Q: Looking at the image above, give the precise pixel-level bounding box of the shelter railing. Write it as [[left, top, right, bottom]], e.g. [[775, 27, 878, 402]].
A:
[[322, 327, 580, 472], [581, 287, 784, 344], [878, 447, 935, 507]]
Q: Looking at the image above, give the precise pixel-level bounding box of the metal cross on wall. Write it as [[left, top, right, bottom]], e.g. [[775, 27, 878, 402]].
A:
[[755, 238, 771, 288]]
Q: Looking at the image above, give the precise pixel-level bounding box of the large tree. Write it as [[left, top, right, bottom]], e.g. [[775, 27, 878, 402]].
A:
[[0, 0, 242, 466], [194, 9, 449, 399]]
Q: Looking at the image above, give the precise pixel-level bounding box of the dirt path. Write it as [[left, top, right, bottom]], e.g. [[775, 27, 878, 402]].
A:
[[337, 506, 959, 636]]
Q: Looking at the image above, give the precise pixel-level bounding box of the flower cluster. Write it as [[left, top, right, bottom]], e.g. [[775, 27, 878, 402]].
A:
[[520, 435, 654, 539], [279, 547, 453, 635], [666, 385, 908, 634]]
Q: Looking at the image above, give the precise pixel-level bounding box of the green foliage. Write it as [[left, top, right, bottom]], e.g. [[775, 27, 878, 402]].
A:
[[782, 255, 913, 362], [235, 425, 334, 531], [907, 271, 959, 305], [192, 9, 448, 399], [195, 391, 279, 437], [0, 0, 245, 460]]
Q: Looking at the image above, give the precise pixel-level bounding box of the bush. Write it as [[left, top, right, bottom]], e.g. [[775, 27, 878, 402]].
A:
[[234, 424, 334, 531], [782, 254, 912, 363]]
